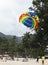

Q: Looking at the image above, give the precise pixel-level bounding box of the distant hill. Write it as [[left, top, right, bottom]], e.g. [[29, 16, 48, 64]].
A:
[[0, 32, 5, 37], [0, 32, 22, 43]]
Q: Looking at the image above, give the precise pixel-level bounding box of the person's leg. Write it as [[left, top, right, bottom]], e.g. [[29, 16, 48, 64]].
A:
[[42, 61, 44, 65]]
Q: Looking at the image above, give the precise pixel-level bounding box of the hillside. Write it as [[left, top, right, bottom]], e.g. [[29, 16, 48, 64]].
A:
[[0, 32, 22, 43]]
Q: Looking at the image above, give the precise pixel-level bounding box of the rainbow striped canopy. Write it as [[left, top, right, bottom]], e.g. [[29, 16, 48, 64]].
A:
[[19, 12, 40, 30]]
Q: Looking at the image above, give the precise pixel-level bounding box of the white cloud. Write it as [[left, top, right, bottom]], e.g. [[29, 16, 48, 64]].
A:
[[0, 0, 33, 36]]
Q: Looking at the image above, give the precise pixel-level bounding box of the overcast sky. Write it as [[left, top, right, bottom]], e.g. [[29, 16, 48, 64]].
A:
[[0, 0, 35, 37]]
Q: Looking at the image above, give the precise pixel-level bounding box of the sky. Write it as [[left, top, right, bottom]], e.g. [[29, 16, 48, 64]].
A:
[[0, 0, 35, 37]]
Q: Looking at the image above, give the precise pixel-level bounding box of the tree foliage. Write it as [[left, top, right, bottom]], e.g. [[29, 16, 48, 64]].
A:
[[29, 0, 48, 54]]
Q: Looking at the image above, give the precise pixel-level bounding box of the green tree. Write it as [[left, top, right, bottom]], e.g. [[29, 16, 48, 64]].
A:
[[22, 32, 39, 56], [0, 37, 9, 54], [22, 32, 31, 56], [8, 36, 16, 59], [29, 0, 48, 55]]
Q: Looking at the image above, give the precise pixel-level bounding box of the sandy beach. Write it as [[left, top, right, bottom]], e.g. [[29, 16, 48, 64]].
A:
[[0, 58, 48, 65]]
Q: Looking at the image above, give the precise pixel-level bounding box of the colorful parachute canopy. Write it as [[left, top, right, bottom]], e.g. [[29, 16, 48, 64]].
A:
[[19, 12, 40, 30]]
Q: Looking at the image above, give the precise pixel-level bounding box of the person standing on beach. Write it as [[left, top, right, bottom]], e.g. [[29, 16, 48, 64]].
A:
[[36, 56, 39, 62], [41, 56, 45, 65]]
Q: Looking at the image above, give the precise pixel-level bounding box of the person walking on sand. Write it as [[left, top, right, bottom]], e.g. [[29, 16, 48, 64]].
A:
[[41, 56, 45, 65], [36, 56, 39, 62]]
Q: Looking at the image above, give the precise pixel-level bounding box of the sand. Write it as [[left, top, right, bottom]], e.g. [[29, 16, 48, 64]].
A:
[[0, 58, 48, 65]]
